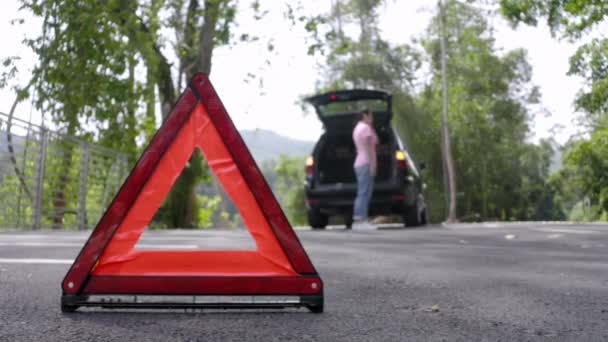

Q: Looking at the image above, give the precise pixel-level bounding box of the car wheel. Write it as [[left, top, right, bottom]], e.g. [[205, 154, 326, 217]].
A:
[[308, 209, 328, 230], [344, 215, 353, 229], [307, 302, 324, 313], [403, 202, 422, 227], [420, 208, 428, 225], [61, 304, 79, 313]]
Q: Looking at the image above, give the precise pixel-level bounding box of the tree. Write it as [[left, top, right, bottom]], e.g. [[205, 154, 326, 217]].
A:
[[553, 130, 608, 220], [438, 0, 458, 222], [517, 139, 565, 220], [568, 38, 608, 129], [498, 0, 608, 221], [306, 0, 561, 222], [418, 1, 553, 221], [319, 0, 421, 92], [499, 0, 608, 127], [10, 0, 145, 228], [499, 1, 607, 39], [274, 155, 307, 225], [9, 0, 292, 228]]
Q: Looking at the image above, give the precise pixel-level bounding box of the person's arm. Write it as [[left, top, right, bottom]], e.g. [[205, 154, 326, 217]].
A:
[[367, 133, 378, 177]]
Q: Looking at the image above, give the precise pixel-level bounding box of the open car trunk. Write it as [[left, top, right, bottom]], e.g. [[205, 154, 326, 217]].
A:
[[315, 125, 395, 186], [305, 89, 392, 128]]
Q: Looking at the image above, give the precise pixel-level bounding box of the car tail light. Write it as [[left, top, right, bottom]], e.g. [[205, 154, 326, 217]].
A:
[[395, 150, 407, 169], [305, 156, 314, 176], [393, 195, 405, 201]]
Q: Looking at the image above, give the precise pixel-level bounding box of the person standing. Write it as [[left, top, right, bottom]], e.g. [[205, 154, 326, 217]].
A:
[[352, 109, 378, 230]]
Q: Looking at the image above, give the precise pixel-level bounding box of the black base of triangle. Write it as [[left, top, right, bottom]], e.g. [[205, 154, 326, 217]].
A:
[[61, 294, 323, 313]]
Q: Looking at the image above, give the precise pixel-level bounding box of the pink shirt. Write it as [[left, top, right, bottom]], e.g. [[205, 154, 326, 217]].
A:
[[353, 121, 378, 168]]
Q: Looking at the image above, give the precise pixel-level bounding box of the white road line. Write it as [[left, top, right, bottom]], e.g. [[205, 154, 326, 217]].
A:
[[0, 235, 83, 240], [0, 258, 73, 264], [0, 233, 253, 242], [136, 244, 199, 249], [140, 236, 252, 241], [0, 236, 194, 242], [0, 242, 199, 249], [150, 229, 246, 235], [535, 228, 600, 235], [138, 237, 211, 242], [0, 242, 86, 247]]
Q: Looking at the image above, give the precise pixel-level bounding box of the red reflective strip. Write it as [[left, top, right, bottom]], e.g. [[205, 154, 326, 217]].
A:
[[393, 195, 405, 201], [92, 251, 297, 277], [84, 276, 323, 295], [62, 74, 321, 297], [93, 104, 294, 273], [192, 74, 317, 275], [62, 89, 199, 295]]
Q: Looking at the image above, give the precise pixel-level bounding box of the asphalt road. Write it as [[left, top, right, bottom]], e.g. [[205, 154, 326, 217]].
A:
[[1, 222, 607, 341]]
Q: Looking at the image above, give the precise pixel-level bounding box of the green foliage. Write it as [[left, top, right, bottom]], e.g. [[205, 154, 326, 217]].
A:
[[154, 149, 210, 228], [320, 0, 421, 92], [11, 0, 152, 227], [197, 195, 223, 228], [19, 0, 143, 157], [13, 0, 253, 229], [554, 129, 608, 219], [498, 0, 608, 221], [0, 56, 20, 89], [568, 38, 608, 125], [392, 91, 447, 222], [499, 0, 608, 126], [274, 155, 307, 226], [12, 0, 607, 228], [420, 1, 562, 221], [566, 200, 598, 222], [0, 131, 127, 229], [499, 0, 608, 39], [312, 0, 563, 222]]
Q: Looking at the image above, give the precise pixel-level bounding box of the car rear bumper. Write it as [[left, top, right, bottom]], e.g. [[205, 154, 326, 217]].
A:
[[306, 185, 409, 216]]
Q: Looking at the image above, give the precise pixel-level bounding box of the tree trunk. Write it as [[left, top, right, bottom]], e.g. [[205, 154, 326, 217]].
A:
[[111, 0, 176, 120], [166, 0, 222, 228], [111, 0, 223, 228], [195, 0, 220, 76], [52, 123, 77, 229], [126, 55, 138, 158], [157, 50, 177, 120], [144, 66, 157, 142], [439, 0, 458, 223]]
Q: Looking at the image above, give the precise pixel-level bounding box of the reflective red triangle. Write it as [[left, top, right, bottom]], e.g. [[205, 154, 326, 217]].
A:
[[61, 74, 322, 305]]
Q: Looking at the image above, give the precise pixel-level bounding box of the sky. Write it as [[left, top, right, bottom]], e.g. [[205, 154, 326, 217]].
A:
[[0, 1, 590, 145]]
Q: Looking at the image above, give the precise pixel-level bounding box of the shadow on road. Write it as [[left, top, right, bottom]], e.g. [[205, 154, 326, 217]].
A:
[[61, 308, 316, 318], [377, 223, 444, 231]]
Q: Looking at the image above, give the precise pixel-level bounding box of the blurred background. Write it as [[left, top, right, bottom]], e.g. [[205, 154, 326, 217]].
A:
[[1, 0, 607, 230]]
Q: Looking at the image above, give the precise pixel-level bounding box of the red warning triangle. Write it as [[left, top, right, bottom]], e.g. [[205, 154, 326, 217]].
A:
[[61, 74, 323, 312]]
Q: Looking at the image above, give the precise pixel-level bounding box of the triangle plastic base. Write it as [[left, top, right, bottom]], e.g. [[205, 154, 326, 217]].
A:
[[61, 74, 323, 313]]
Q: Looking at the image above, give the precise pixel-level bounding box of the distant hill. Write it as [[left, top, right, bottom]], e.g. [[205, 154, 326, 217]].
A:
[[1, 128, 314, 163], [239, 129, 315, 161]]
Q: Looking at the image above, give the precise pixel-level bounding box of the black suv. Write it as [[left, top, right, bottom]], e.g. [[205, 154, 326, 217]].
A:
[[304, 89, 427, 229]]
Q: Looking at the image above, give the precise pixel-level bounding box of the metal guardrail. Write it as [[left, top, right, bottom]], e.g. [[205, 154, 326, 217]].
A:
[[0, 112, 129, 230]]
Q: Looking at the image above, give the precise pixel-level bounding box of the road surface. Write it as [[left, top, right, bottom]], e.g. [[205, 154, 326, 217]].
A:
[[1, 222, 607, 341]]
